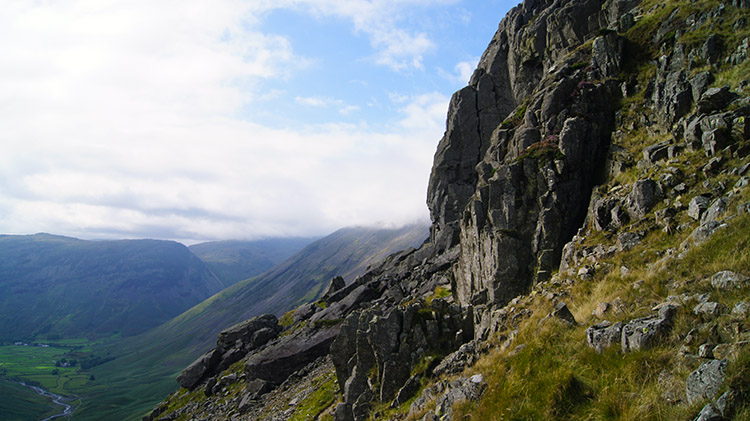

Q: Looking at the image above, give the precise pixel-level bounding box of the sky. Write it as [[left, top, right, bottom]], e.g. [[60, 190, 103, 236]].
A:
[[0, 0, 516, 244]]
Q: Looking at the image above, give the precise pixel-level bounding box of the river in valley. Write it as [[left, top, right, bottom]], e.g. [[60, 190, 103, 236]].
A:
[[17, 381, 75, 420]]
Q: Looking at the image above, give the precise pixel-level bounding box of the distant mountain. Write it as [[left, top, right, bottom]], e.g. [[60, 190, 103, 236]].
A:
[[0, 234, 224, 340], [188, 237, 317, 287], [76, 224, 429, 419]]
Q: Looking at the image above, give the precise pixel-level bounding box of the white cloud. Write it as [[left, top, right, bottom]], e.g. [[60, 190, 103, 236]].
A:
[[0, 0, 461, 243], [276, 0, 460, 71], [438, 58, 479, 86]]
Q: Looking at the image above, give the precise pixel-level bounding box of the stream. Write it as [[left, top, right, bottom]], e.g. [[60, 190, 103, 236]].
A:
[[17, 381, 75, 420]]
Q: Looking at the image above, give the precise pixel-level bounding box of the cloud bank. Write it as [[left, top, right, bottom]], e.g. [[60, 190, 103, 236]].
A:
[[0, 0, 471, 243]]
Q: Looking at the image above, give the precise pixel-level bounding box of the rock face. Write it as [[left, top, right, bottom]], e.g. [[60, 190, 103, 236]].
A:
[[176, 314, 281, 389], [427, 0, 624, 319], [330, 300, 473, 420]]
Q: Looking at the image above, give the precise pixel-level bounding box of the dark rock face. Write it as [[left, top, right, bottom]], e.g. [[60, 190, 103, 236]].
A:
[[177, 349, 223, 389], [245, 325, 340, 385], [330, 300, 473, 421], [176, 314, 281, 390], [436, 35, 617, 314]]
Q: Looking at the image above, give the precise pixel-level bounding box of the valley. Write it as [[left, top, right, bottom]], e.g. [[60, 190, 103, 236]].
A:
[[0, 225, 428, 419]]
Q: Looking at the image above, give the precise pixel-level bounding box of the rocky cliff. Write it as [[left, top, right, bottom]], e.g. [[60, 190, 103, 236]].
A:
[[148, 0, 750, 419]]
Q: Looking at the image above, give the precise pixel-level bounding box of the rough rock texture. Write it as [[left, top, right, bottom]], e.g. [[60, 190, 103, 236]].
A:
[[244, 325, 339, 385], [686, 359, 728, 405], [330, 299, 473, 420], [177, 314, 281, 389], [426, 0, 623, 324]]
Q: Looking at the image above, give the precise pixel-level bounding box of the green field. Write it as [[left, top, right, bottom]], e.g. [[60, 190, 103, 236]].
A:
[[0, 341, 96, 394], [0, 380, 63, 421]]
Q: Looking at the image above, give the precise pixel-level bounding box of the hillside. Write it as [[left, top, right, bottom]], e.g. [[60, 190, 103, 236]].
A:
[[148, 0, 750, 420], [0, 234, 224, 340], [68, 224, 428, 420], [189, 237, 317, 287]]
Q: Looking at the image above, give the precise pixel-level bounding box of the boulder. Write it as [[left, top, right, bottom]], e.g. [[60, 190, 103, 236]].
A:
[[642, 140, 671, 164], [697, 86, 737, 114], [710, 270, 749, 289], [626, 179, 662, 219], [585, 321, 623, 353], [321, 276, 346, 299], [701, 198, 728, 226], [688, 195, 713, 220], [621, 315, 672, 353], [693, 302, 724, 316], [245, 326, 340, 385], [216, 314, 280, 351], [686, 359, 727, 404], [177, 349, 222, 389]]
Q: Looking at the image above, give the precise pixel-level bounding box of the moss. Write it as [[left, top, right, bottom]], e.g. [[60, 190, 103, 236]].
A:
[[289, 373, 338, 421], [515, 139, 564, 166], [279, 309, 295, 327]]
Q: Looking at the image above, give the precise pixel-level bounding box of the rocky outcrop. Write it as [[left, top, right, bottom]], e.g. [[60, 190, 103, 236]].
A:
[[330, 299, 473, 421], [176, 314, 281, 389]]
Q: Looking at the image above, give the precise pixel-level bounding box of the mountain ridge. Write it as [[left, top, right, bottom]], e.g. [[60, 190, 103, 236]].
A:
[[149, 0, 750, 420]]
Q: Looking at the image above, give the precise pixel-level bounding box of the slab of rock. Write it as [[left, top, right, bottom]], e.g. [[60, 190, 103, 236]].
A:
[[701, 198, 728, 226], [626, 179, 662, 219], [697, 86, 737, 114], [245, 326, 340, 385], [686, 359, 727, 404], [621, 315, 672, 353], [586, 321, 623, 353], [216, 314, 280, 351], [688, 195, 713, 220], [710, 270, 749, 289], [177, 349, 222, 389], [693, 302, 724, 316]]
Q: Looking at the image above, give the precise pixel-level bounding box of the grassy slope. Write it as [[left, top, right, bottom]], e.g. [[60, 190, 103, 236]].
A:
[[0, 381, 62, 421], [70, 224, 428, 420], [437, 1, 750, 418], [188, 237, 318, 287], [0, 234, 224, 341]]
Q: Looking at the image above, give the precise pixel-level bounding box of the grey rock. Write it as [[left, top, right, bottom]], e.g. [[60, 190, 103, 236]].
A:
[[592, 33, 624, 77], [626, 179, 662, 219], [321, 276, 346, 298], [697, 86, 737, 114], [694, 403, 723, 421], [693, 302, 724, 317], [686, 359, 727, 404], [732, 301, 749, 316], [715, 389, 737, 417], [293, 302, 318, 323], [701, 198, 728, 226], [245, 378, 273, 400], [691, 72, 715, 103], [585, 321, 623, 353], [711, 270, 749, 289], [550, 301, 577, 325], [391, 375, 422, 408], [688, 195, 713, 220], [622, 315, 672, 353], [216, 314, 280, 351], [177, 349, 222, 390], [643, 140, 671, 164], [245, 325, 340, 385], [617, 232, 642, 251]]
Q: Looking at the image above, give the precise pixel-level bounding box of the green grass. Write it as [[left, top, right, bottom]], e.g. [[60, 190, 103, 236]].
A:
[[289, 372, 338, 421], [0, 343, 94, 395], [0, 380, 65, 420]]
